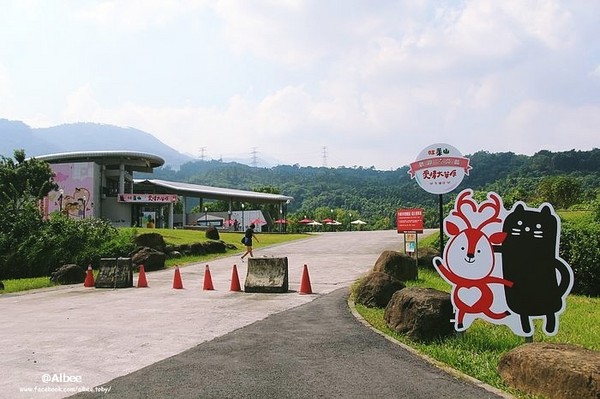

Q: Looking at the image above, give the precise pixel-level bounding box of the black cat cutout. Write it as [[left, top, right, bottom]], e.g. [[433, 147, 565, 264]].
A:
[[500, 202, 573, 335]]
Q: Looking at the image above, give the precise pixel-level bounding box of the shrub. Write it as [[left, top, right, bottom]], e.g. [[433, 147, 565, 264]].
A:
[[10, 215, 135, 278], [0, 203, 45, 279], [560, 220, 600, 296]]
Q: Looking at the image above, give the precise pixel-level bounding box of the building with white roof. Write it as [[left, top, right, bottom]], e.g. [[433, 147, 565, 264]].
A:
[[35, 151, 293, 229]]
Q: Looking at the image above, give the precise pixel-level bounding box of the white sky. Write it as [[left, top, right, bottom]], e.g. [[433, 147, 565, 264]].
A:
[[1, 1, 599, 169]]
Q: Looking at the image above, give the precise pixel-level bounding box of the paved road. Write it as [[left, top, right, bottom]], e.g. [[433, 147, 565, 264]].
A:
[[2, 230, 509, 399]]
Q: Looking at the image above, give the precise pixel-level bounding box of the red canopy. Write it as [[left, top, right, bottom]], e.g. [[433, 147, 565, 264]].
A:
[[274, 219, 288, 224], [299, 218, 313, 224], [321, 218, 334, 224]]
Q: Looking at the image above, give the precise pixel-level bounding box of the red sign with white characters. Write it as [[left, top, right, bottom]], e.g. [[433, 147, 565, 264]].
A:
[[396, 208, 424, 233]]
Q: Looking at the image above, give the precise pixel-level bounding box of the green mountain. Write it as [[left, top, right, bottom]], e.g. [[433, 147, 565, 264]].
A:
[[140, 148, 600, 228]]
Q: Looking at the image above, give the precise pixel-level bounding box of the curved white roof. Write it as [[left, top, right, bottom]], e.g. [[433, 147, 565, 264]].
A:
[[33, 150, 164, 172], [135, 179, 294, 204]]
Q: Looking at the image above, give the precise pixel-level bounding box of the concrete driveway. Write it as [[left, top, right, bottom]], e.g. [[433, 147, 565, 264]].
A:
[[1, 230, 507, 398]]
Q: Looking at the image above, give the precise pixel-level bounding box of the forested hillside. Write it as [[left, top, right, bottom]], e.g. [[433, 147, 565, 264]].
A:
[[140, 148, 600, 229]]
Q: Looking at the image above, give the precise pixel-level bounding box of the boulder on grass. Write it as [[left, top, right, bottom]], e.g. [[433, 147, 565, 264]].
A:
[[384, 287, 454, 341], [373, 250, 418, 281], [205, 225, 220, 240], [417, 246, 440, 269], [131, 247, 166, 271], [51, 264, 86, 285], [203, 240, 227, 254], [355, 271, 405, 308], [134, 233, 166, 252], [498, 343, 600, 399], [189, 243, 207, 255]]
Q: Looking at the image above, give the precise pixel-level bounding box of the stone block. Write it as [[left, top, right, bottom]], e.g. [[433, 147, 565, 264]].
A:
[[244, 257, 289, 293], [95, 257, 133, 288]]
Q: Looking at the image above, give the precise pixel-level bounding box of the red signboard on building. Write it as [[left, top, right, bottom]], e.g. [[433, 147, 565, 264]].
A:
[[396, 208, 424, 233], [118, 193, 178, 203]]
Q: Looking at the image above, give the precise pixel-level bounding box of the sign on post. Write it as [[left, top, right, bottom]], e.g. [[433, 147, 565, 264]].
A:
[[408, 143, 471, 195], [404, 233, 417, 253], [396, 208, 424, 233]]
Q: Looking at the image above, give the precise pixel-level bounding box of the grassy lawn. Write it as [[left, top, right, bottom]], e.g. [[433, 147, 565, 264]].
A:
[[1, 228, 310, 294], [353, 266, 599, 399], [128, 228, 310, 267]]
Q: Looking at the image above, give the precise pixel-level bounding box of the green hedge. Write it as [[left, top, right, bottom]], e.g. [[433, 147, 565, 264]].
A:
[[560, 219, 600, 296], [0, 214, 136, 279]]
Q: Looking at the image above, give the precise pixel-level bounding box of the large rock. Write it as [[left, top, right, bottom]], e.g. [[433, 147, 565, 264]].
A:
[[373, 250, 418, 281], [50, 264, 85, 285], [498, 343, 600, 399], [131, 247, 166, 271], [134, 233, 166, 252], [202, 240, 227, 253], [417, 246, 441, 269], [189, 243, 207, 255], [355, 271, 405, 308], [384, 287, 454, 341], [205, 226, 220, 240]]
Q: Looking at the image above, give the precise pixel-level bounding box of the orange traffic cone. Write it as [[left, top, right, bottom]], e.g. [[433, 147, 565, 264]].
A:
[[230, 264, 241, 292], [203, 265, 214, 291], [84, 265, 95, 287], [299, 264, 312, 294], [137, 264, 148, 288], [173, 266, 184, 289]]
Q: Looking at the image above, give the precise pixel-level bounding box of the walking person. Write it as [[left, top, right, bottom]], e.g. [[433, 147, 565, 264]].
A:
[[241, 223, 259, 262]]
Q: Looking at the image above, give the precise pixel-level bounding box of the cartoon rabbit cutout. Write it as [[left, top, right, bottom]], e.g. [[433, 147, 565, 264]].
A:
[[433, 190, 512, 331]]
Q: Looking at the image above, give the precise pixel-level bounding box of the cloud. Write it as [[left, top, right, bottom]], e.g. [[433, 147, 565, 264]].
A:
[[3, 1, 599, 169], [73, 0, 208, 32]]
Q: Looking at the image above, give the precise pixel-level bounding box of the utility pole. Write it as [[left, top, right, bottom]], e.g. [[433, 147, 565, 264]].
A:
[[251, 147, 258, 168], [322, 146, 328, 167]]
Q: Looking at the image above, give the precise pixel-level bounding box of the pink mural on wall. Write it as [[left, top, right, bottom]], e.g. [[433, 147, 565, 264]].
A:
[[46, 163, 95, 219]]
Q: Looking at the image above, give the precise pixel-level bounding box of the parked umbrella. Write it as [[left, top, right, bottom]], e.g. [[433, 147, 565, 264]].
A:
[[250, 218, 266, 225], [299, 218, 313, 224], [350, 219, 367, 225], [307, 221, 322, 226], [274, 219, 288, 224], [321, 218, 334, 224]]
